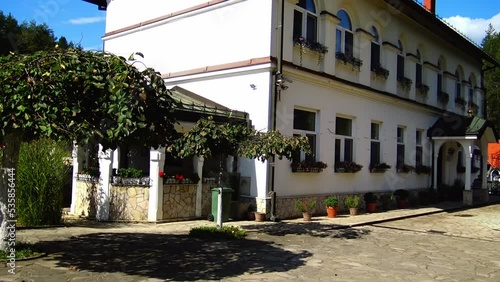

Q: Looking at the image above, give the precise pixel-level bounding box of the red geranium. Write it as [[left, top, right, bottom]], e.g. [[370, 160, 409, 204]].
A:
[[159, 171, 165, 178], [175, 174, 184, 181]]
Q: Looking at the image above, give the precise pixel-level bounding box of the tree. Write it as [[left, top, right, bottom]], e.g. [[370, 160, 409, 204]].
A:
[[0, 11, 80, 56], [482, 24, 500, 133], [0, 49, 178, 250], [171, 116, 310, 162]]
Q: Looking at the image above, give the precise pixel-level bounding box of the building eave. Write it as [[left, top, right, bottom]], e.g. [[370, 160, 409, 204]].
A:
[[82, 0, 107, 11]]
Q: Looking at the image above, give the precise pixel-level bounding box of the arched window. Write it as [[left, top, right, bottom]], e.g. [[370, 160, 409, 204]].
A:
[[416, 49, 423, 87], [397, 40, 405, 80], [336, 9, 353, 57], [293, 0, 318, 42], [455, 67, 463, 102], [370, 27, 380, 70]]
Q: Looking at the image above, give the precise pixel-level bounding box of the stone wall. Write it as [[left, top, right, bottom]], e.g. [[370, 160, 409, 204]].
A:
[[201, 183, 215, 218], [109, 185, 149, 221], [163, 184, 197, 220], [74, 180, 98, 218]]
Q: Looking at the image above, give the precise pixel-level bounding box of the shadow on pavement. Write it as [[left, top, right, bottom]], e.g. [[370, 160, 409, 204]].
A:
[[240, 222, 371, 239], [35, 232, 311, 281]]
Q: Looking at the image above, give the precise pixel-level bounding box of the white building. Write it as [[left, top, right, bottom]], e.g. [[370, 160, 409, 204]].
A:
[[84, 0, 498, 219]]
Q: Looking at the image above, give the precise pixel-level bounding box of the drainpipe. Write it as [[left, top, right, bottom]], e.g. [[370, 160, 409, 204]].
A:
[[268, 0, 285, 222]]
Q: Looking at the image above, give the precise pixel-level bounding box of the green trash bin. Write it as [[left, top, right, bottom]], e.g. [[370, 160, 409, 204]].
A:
[[211, 187, 233, 222]]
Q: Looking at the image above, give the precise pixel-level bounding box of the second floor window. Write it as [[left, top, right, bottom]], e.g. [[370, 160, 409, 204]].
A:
[[336, 9, 353, 58], [293, 0, 317, 42], [370, 27, 380, 71]]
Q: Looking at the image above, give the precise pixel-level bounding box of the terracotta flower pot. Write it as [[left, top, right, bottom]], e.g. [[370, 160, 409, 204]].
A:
[[326, 206, 337, 218], [254, 212, 265, 222], [302, 212, 312, 221], [366, 203, 377, 213], [349, 208, 358, 216], [397, 199, 408, 209]]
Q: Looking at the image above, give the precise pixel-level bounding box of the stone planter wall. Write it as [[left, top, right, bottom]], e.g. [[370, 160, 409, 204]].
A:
[[163, 184, 197, 220], [109, 185, 149, 221], [201, 183, 216, 218], [74, 180, 98, 218]]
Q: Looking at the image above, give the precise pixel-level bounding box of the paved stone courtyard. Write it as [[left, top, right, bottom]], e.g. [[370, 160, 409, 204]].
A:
[[1, 202, 499, 281]]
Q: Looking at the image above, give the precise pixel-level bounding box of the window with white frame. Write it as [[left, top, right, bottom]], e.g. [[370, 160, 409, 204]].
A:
[[335, 117, 354, 165], [293, 109, 317, 162], [397, 40, 405, 81], [396, 126, 405, 169], [370, 122, 381, 166], [335, 9, 353, 58], [415, 49, 423, 87], [416, 130, 423, 167], [370, 27, 381, 71], [293, 0, 318, 42]]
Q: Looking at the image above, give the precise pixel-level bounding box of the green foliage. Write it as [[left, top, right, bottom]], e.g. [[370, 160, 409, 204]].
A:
[[363, 192, 378, 203], [0, 11, 80, 56], [344, 195, 360, 208], [0, 49, 178, 150], [189, 225, 247, 240], [17, 138, 71, 226], [118, 168, 143, 178], [295, 198, 317, 213], [323, 196, 338, 207], [393, 189, 409, 200], [0, 242, 42, 260], [170, 116, 311, 161], [482, 24, 500, 133]]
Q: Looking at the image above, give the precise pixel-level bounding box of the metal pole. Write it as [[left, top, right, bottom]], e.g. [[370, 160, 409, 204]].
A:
[[217, 187, 223, 228]]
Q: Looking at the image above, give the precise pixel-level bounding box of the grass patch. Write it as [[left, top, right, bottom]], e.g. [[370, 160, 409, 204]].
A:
[[0, 242, 43, 260], [189, 225, 247, 240]]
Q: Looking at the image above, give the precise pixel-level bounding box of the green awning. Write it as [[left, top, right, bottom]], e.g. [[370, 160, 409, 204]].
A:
[[428, 115, 498, 141]]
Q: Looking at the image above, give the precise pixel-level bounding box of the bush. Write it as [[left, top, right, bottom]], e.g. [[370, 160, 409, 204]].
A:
[[344, 195, 360, 208], [363, 192, 378, 203], [323, 196, 339, 207], [189, 226, 247, 240], [17, 139, 71, 226]]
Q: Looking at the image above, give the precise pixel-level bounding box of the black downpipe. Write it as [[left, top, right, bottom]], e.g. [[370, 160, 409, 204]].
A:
[[269, 0, 285, 222]]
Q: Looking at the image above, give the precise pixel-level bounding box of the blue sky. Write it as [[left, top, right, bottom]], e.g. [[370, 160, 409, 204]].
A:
[[0, 0, 499, 49]]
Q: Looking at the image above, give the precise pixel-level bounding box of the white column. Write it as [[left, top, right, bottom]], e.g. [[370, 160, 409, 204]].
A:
[[112, 147, 120, 172], [97, 145, 113, 221], [148, 147, 165, 222], [193, 156, 204, 218], [70, 142, 84, 214], [321, 11, 339, 75]]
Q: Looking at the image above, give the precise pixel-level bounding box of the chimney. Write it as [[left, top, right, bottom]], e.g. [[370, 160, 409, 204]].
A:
[[424, 0, 436, 14]]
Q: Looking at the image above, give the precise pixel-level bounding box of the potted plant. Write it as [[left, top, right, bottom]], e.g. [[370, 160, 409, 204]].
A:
[[393, 189, 410, 208], [295, 198, 317, 221], [344, 195, 360, 216], [369, 163, 391, 173], [291, 161, 327, 173], [323, 196, 339, 218], [379, 194, 391, 211], [335, 161, 363, 173], [363, 192, 378, 213]]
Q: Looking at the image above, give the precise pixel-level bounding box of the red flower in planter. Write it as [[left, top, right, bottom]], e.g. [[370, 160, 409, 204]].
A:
[[159, 171, 165, 178], [175, 174, 184, 181]]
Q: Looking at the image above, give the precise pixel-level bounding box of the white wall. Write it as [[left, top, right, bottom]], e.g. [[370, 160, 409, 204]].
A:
[[274, 68, 436, 196], [165, 67, 273, 199], [104, 0, 273, 74]]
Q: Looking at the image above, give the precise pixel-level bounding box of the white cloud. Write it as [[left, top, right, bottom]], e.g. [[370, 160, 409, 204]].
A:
[[443, 13, 500, 45], [68, 16, 106, 25]]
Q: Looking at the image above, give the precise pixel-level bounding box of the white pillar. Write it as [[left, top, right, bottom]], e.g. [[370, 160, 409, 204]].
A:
[[193, 156, 204, 218], [112, 147, 120, 172], [97, 145, 113, 221], [70, 142, 84, 214], [464, 143, 473, 191], [148, 147, 165, 222]]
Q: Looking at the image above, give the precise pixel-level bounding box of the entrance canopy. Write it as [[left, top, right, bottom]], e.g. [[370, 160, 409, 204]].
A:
[[427, 115, 498, 142]]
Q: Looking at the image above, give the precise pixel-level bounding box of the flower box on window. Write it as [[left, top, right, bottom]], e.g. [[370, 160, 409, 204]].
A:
[[369, 163, 391, 173], [372, 65, 390, 80], [294, 36, 328, 65], [415, 165, 431, 175], [335, 52, 363, 70], [438, 91, 449, 104], [335, 161, 363, 173], [397, 164, 415, 173], [455, 97, 467, 107], [398, 77, 413, 92], [291, 161, 327, 173], [416, 83, 429, 96]]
